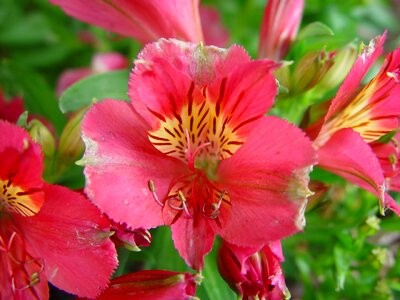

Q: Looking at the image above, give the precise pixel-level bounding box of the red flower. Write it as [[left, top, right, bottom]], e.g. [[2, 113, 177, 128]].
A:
[[80, 270, 197, 300], [258, 0, 304, 60], [307, 32, 400, 214], [0, 121, 117, 299], [218, 241, 288, 300], [0, 90, 24, 123], [81, 39, 316, 270]]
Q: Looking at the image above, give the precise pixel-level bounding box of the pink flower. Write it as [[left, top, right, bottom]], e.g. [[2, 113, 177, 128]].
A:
[[217, 241, 288, 300], [0, 121, 117, 299], [307, 32, 400, 215], [258, 0, 304, 60], [50, 0, 204, 43], [81, 39, 316, 270], [79, 270, 197, 300], [56, 52, 128, 96]]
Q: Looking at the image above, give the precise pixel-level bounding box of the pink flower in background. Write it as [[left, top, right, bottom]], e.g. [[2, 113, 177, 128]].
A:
[[0, 121, 117, 299], [81, 39, 316, 270], [56, 52, 128, 96], [80, 270, 197, 300], [0, 90, 24, 123], [217, 241, 288, 300], [258, 0, 304, 60], [307, 32, 400, 214], [50, 0, 204, 43]]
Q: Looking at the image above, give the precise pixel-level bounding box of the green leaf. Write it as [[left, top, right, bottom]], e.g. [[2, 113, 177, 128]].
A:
[[59, 69, 130, 113], [298, 22, 335, 40], [0, 60, 66, 133]]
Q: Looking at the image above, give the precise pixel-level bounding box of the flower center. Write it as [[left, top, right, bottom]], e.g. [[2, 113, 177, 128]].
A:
[[0, 179, 43, 217], [147, 87, 244, 222], [148, 84, 244, 168]]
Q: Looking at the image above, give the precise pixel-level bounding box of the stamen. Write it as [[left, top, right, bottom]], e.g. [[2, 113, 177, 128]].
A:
[[148, 180, 164, 207], [185, 129, 210, 170], [178, 190, 192, 217], [202, 190, 225, 219]]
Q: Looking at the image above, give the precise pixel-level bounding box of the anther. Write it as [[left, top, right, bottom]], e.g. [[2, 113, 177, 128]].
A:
[[148, 180, 164, 207], [202, 190, 225, 219]]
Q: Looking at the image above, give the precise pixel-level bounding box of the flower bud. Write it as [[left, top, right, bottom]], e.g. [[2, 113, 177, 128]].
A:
[[258, 0, 304, 60], [292, 50, 335, 94], [28, 119, 56, 158], [217, 241, 289, 300], [58, 108, 86, 165], [110, 223, 151, 252], [89, 270, 197, 300], [317, 45, 358, 90]]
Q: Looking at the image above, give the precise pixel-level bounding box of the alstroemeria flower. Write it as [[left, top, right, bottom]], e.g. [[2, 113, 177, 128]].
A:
[[82, 39, 316, 270], [50, 0, 204, 44], [307, 32, 400, 214], [258, 0, 304, 60], [217, 240, 288, 300], [80, 270, 197, 300], [0, 121, 117, 299]]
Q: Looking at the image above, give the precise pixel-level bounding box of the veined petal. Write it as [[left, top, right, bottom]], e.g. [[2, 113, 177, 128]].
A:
[[217, 117, 316, 247], [82, 100, 187, 229], [18, 184, 118, 298], [317, 44, 400, 147], [317, 128, 388, 211], [0, 121, 44, 216], [171, 216, 215, 270], [130, 39, 278, 162], [324, 33, 386, 121], [50, 0, 203, 43]]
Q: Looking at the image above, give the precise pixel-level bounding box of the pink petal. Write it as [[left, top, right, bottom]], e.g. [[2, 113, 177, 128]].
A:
[[18, 184, 118, 298], [171, 216, 215, 270], [217, 117, 316, 247], [317, 128, 387, 209], [82, 100, 187, 229], [92, 270, 196, 300], [129, 39, 276, 133], [50, 0, 203, 43], [205, 59, 278, 138], [200, 6, 229, 47], [325, 33, 386, 120], [258, 0, 304, 60]]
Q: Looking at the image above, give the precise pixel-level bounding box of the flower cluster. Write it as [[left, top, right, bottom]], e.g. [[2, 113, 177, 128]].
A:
[[1, 0, 400, 299]]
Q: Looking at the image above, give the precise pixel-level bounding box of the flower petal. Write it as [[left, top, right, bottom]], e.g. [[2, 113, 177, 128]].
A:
[[18, 184, 118, 298], [50, 0, 203, 43], [317, 128, 388, 210], [325, 33, 386, 120], [216, 117, 316, 247], [200, 6, 229, 47], [81, 100, 187, 229], [171, 216, 215, 270]]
